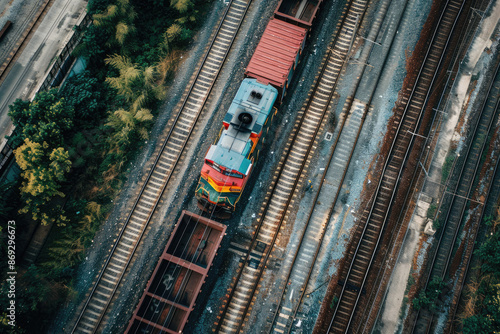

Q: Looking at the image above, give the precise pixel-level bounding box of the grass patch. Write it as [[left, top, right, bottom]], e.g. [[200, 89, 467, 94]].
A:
[[442, 149, 456, 181], [427, 203, 437, 219]]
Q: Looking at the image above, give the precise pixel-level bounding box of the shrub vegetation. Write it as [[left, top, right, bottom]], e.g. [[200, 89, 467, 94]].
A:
[[1, 0, 212, 332], [462, 214, 500, 333], [442, 149, 456, 181]]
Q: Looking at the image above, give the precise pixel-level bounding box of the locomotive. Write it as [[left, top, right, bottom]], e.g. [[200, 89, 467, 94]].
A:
[[196, 0, 322, 218], [196, 79, 278, 217]]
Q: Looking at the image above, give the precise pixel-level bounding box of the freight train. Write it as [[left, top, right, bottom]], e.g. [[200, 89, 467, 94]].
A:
[[196, 0, 322, 218], [126, 1, 323, 333]]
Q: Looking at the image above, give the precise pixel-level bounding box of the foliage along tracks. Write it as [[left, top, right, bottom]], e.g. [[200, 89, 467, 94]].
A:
[[411, 58, 500, 334], [447, 134, 500, 333], [70, 0, 253, 332], [325, 0, 465, 332]]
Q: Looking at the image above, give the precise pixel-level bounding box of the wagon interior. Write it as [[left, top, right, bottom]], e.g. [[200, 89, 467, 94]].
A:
[[277, 0, 320, 24], [148, 259, 203, 307], [166, 215, 221, 268]]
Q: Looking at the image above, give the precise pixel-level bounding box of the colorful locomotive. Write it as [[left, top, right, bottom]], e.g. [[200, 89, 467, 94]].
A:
[[196, 79, 278, 217], [196, 0, 322, 218]]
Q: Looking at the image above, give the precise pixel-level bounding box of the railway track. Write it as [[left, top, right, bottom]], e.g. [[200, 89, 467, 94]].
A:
[[0, 0, 52, 82], [357, 0, 490, 329], [70, 0, 253, 332], [411, 58, 500, 333], [212, 0, 373, 332], [263, 0, 412, 332], [448, 133, 500, 333], [326, 0, 465, 332]]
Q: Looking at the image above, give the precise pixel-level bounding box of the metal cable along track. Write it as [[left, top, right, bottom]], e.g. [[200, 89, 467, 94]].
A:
[[213, 0, 372, 332], [412, 58, 500, 334], [70, 0, 252, 332], [327, 0, 465, 331]]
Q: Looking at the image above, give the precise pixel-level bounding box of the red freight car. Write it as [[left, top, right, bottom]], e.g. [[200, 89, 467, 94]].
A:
[[126, 211, 226, 334], [244, 19, 307, 102], [244, 0, 323, 102]]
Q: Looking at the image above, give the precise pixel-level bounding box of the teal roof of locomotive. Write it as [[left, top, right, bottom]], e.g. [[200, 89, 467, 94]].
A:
[[206, 79, 278, 175], [222, 79, 278, 134], [206, 146, 252, 175]]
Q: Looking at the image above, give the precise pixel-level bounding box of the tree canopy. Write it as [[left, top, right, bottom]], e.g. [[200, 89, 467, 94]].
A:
[[8, 90, 74, 148], [58, 71, 106, 125], [462, 215, 500, 333], [15, 139, 71, 226]]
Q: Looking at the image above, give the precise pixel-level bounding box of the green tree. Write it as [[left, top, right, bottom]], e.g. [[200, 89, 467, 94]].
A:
[[106, 107, 154, 151], [165, 23, 183, 43], [46, 235, 85, 271], [463, 284, 500, 333], [8, 90, 74, 147], [165, 18, 196, 46], [59, 71, 106, 124], [413, 277, 445, 312], [170, 0, 194, 13], [87, 0, 110, 14], [476, 237, 500, 275], [93, 0, 137, 50], [15, 139, 71, 226], [105, 54, 164, 109], [72, 24, 109, 61]]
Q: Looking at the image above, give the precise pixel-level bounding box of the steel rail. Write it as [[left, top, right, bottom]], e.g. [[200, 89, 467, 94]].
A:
[[214, 1, 369, 331], [265, 0, 404, 331], [70, 1, 252, 332], [365, 1, 487, 327], [215, 47, 337, 334], [327, 0, 465, 331], [411, 59, 500, 333], [233, 49, 344, 334], [360, 7, 472, 328], [440, 65, 500, 277], [447, 141, 500, 333]]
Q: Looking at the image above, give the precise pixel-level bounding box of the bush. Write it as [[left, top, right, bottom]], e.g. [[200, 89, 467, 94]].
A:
[[427, 203, 437, 219], [59, 71, 107, 126], [442, 150, 456, 181], [413, 277, 444, 312]]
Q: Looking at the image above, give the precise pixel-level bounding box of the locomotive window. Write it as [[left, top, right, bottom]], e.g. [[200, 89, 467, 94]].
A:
[[206, 161, 221, 173], [207, 161, 243, 178], [227, 171, 243, 179]]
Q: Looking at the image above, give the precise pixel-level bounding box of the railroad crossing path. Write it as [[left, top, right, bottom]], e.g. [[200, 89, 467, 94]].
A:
[[0, 0, 87, 152]]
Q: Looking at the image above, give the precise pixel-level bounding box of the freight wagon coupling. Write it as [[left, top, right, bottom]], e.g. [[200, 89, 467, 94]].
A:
[[126, 211, 226, 334], [275, 0, 322, 28]]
